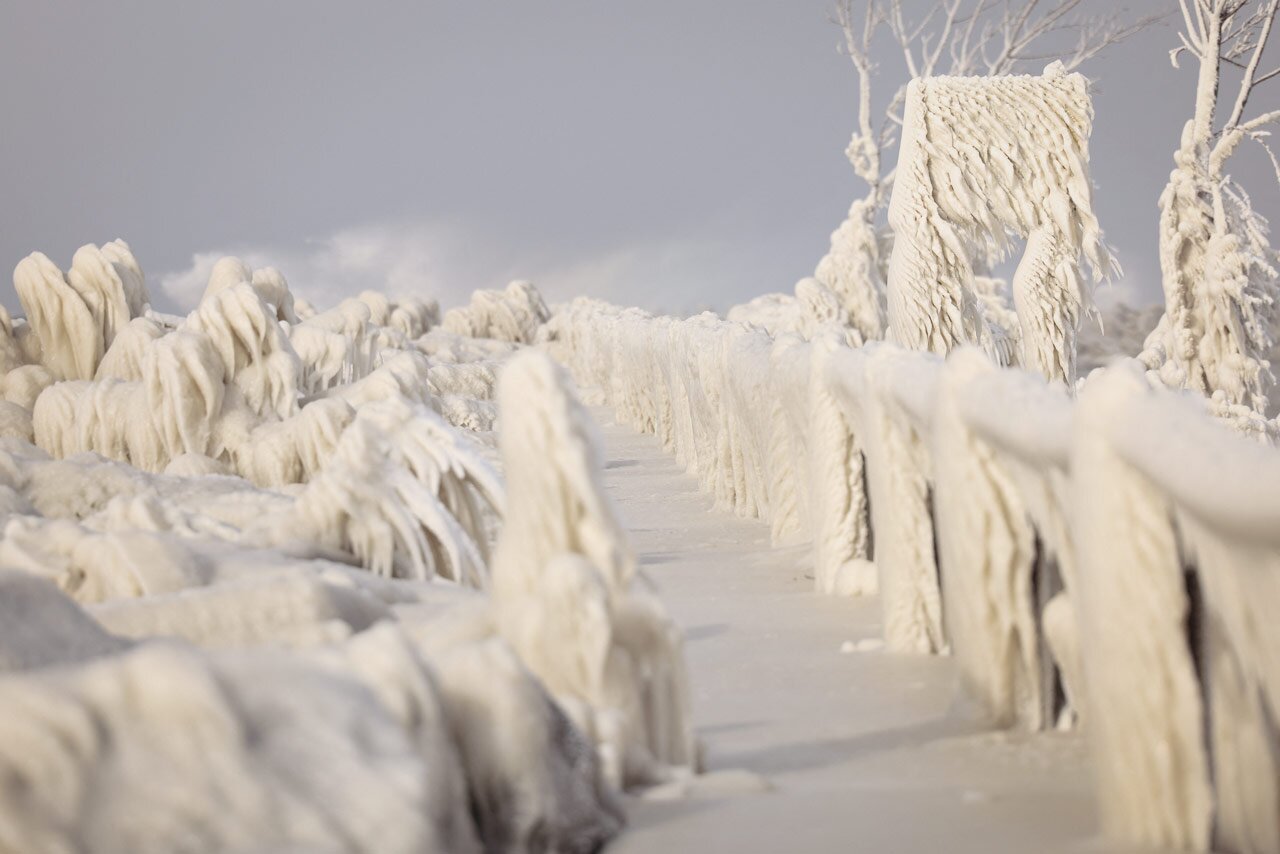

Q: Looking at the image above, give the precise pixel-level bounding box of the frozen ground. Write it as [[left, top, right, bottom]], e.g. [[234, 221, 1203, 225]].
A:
[[592, 407, 1125, 854]]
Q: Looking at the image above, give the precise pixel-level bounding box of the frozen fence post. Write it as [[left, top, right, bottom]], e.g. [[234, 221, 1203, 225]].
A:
[[1075, 361, 1280, 853], [810, 339, 874, 596], [932, 348, 1052, 728], [492, 349, 696, 789], [828, 345, 944, 653], [937, 357, 1085, 730], [1071, 365, 1212, 849]]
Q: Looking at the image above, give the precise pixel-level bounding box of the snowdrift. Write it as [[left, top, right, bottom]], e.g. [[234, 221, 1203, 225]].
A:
[[554, 297, 1280, 854]]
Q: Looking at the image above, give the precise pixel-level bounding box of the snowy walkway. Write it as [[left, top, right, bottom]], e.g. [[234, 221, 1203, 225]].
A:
[[593, 408, 1114, 854]]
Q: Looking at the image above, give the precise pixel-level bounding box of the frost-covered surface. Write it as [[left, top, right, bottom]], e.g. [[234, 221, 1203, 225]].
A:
[[828, 345, 944, 654], [727, 277, 864, 346], [1072, 363, 1280, 852], [885, 66, 1113, 385], [0, 245, 714, 852], [12, 245, 503, 586], [556, 293, 1280, 853], [813, 197, 887, 341], [491, 350, 696, 790], [1147, 139, 1280, 415], [551, 299, 823, 550], [595, 408, 1106, 854], [442, 279, 551, 344], [1142, 0, 1280, 419]]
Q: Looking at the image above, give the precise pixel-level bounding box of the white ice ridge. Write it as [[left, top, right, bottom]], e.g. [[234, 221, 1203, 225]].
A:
[[885, 64, 1114, 385], [0, 245, 689, 851], [554, 295, 1280, 853]]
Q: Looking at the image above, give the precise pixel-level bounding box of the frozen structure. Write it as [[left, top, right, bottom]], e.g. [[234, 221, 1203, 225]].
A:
[[492, 350, 695, 789], [443, 280, 551, 344], [1140, 0, 1280, 417], [728, 277, 864, 345], [806, 0, 1155, 358], [10, 250, 510, 586], [0, 244, 675, 852], [556, 291, 1280, 853], [884, 65, 1114, 385], [812, 197, 886, 342], [1145, 134, 1279, 417]]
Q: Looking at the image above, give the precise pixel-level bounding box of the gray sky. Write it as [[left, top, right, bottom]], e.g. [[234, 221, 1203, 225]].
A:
[[1, 1, 1276, 316]]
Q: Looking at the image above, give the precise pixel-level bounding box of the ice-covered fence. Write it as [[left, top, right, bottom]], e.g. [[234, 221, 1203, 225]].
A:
[[558, 300, 822, 546], [825, 345, 944, 653], [1072, 365, 1280, 853], [933, 354, 1082, 733], [552, 298, 1280, 854]]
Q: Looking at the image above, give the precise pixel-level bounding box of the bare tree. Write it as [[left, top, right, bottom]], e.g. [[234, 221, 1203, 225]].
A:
[[1145, 0, 1280, 416], [814, 0, 1158, 340]]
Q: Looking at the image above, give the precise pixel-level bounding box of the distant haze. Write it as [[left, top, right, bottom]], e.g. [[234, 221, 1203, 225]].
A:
[[2, 1, 1276, 315]]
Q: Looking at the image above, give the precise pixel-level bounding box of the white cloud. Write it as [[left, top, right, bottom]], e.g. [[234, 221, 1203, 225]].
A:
[[529, 238, 752, 317], [156, 220, 760, 318], [155, 221, 482, 314], [1092, 268, 1161, 310]]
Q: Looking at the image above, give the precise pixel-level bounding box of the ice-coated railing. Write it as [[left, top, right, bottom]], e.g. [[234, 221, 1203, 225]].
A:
[[550, 297, 1280, 854]]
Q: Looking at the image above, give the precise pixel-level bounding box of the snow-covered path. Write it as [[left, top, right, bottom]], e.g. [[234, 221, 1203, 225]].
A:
[[593, 407, 1112, 853]]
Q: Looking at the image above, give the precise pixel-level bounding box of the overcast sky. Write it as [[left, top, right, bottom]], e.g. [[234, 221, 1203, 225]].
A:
[[1, 1, 1276, 316]]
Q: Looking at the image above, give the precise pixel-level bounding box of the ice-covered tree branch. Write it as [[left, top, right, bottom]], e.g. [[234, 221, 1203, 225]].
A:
[[1147, 0, 1280, 415], [1225, 0, 1279, 129]]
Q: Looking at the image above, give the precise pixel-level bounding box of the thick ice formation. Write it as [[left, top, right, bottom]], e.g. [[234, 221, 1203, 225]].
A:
[[931, 349, 1066, 729], [814, 196, 887, 341], [10, 249, 518, 584], [0, 245, 652, 851], [12, 241, 152, 383], [267, 395, 502, 584], [0, 597, 621, 853], [1146, 131, 1280, 415], [808, 334, 874, 596], [3, 36, 1278, 844], [556, 292, 1280, 853], [828, 345, 944, 653], [1071, 364, 1280, 852], [1140, 0, 1280, 420], [552, 299, 832, 558], [491, 350, 696, 788], [728, 277, 863, 346], [443, 280, 551, 344], [885, 65, 1114, 385]]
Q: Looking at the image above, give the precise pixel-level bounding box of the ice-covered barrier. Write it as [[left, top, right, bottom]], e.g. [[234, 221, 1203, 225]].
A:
[[492, 349, 696, 789], [0, 574, 623, 854], [443, 279, 551, 344], [1071, 365, 1280, 852], [554, 297, 1280, 853], [9, 250, 522, 585], [0, 245, 657, 851]]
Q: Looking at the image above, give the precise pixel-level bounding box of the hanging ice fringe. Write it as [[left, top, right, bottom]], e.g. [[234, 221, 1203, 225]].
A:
[[885, 64, 1115, 385]]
